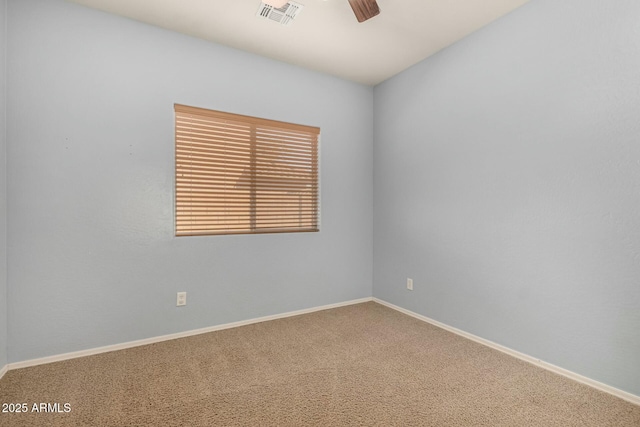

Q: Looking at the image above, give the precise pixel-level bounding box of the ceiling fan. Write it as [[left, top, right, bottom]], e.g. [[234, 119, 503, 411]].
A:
[[263, 0, 380, 23]]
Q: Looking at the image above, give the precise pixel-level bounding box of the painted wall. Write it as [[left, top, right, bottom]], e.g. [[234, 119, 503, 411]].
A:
[[373, 0, 640, 396], [6, 0, 373, 363], [0, 0, 7, 370]]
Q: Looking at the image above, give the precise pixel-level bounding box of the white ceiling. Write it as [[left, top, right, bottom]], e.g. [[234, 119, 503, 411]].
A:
[[68, 0, 531, 86]]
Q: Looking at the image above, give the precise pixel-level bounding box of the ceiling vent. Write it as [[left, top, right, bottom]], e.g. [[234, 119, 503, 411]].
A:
[[257, 2, 304, 26]]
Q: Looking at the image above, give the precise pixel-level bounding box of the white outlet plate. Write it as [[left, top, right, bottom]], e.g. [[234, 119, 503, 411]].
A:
[[177, 292, 187, 306], [407, 278, 413, 291]]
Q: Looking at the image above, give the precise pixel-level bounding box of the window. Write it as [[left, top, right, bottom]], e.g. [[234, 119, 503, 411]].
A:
[[175, 104, 319, 236]]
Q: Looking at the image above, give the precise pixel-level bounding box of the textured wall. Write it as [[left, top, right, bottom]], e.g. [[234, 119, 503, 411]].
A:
[[373, 0, 640, 396], [6, 0, 373, 363], [0, 0, 7, 370]]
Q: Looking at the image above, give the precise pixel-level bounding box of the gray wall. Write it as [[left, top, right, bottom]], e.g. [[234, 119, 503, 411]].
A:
[[0, 0, 7, 369], [6, 0, 373, 363], [373, 0, 640, 396]]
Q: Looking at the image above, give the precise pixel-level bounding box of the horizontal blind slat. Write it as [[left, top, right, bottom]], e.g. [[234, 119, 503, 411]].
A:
[[177, 228, 319, 237], [178, 144, 314, 160]]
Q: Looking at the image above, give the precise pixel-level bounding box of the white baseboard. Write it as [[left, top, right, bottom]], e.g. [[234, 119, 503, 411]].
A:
[[9, 295, 636, 407], [7, 297, 373, 372], [373, 298, 640, 407], [0, 364, 7, 381]]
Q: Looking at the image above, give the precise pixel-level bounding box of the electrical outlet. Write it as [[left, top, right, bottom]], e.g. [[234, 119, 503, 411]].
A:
[[407, 278, 413, 291], [176, 292, 187, 306]]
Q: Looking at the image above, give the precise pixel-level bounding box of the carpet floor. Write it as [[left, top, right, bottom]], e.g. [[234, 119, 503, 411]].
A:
[[0, 302, 639, 426]]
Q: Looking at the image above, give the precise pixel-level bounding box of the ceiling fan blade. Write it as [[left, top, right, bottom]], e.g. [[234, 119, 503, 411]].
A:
[[348, 0, 380, 23]]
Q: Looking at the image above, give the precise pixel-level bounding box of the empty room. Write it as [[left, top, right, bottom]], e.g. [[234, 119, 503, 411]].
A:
[[0, 0, 639, 425]]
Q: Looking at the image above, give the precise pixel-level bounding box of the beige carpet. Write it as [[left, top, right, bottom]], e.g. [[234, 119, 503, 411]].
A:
[[1, 302, 639, 426]]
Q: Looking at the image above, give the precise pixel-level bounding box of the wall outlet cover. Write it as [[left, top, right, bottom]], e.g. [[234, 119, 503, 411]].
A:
[[177, 292, 187, 306]]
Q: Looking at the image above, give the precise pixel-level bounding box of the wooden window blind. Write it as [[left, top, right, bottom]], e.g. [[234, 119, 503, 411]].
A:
[[175, 104, 319, 236]]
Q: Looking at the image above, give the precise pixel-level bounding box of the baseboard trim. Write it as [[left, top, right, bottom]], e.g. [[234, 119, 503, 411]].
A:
[[0, 364, 7, 381], [373, 298, 640, 407], [7, 297, 374, 372]]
